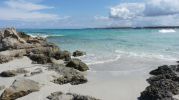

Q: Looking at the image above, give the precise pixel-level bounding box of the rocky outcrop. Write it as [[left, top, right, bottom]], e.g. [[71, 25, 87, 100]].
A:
[[73, 50, 86, 57], [139, 64, 179, 100], [66, 59, 89, 71], [0, 68, 29, 77], [47, 91, 100, 100], [49, 64, 88, 85], [0, 78, 40, 100]]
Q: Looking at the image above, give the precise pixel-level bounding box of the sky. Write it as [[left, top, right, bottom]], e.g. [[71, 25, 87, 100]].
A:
[[0, 0, 179, 29]]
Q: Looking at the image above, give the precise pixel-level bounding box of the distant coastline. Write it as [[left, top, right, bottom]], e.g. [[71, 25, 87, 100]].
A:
[[90, 26, 179, 30]]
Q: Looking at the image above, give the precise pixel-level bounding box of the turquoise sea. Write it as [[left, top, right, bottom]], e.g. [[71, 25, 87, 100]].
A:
[[19, 28, 179, 73], [18, 28, 179, 99]]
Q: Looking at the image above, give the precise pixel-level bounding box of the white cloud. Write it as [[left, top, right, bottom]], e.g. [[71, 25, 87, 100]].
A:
[[0, 0, 68, 22], [110, 3, 145, 19], [109, 0, 179, 26], [144, 0, 179, 16], [5, 0, 53, 11]]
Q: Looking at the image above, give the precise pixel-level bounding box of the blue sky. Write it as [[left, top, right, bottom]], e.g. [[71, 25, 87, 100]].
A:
[[0, 0, 179, 28]]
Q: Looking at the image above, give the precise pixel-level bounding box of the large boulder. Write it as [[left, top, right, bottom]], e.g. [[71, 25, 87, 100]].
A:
[[49, 64, 88, 85], [47, 91, 100, 100], [0, 78, 40, 100], [53, 50, 71, 61], [28, 54, 52, 64], [66, 59, 89, 71], [73, 50, 86, 57], [139, 65, 179, 100]]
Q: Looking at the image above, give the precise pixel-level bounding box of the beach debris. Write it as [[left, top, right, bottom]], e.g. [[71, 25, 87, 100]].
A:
[[73, 50, 86, 57], [139, 64, 179, 100], [0, 78, 40, 100], [47, 91, 100, 100], [66, 59, 89, 71]]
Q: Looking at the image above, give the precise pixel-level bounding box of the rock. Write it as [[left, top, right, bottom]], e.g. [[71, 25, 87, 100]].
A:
[[139, 85, 173, 100], [47, 91, 100, 100], [31, 68, 43, 76], [0, 55, 13, 64], [0, 69, 29, 77], [66, 59, 89, 71], [0, 85, 5, 90], [0, 78, 40, 100], [139, 65, 179, 100], [53, 50, 71, 61], [17, 32, 31, 41], [73, 50, 86, 57], [149, 65, 174, 75], [53, 73, 87, 85], [50, 64, 88, 85], [0, 70, 17, 77], [28, 54, 52, 64]]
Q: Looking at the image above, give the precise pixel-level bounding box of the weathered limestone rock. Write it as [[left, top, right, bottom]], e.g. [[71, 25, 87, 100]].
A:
[[66, 59, 89, 71], [0, 78, 40, 100]]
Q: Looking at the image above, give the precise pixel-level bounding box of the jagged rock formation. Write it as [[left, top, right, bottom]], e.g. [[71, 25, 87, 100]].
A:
[[139, 64, 179, 100]]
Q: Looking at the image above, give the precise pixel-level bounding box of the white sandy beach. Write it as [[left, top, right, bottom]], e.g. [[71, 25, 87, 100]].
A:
[[0, 55, 177, 100]]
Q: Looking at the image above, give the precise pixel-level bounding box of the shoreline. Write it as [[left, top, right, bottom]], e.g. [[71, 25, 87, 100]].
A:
[[1, 28, 179, 100]]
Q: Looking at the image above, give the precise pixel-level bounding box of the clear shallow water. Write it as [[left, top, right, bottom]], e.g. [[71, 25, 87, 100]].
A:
[[18, 28, 179, 100], [20, 28, 179, 63]]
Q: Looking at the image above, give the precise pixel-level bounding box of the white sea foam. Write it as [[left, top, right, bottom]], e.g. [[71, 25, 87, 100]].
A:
[[159, 29, 176, 33], [79, 50, 177, 66], [115, 50, 177, 61], [29, 34, 64, 38], [79, 54, 121, 65]]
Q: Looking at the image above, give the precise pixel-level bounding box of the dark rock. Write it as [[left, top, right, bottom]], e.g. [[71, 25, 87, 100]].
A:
[[53, 74, 87, 85], [139, 85, 173, 100], [139, 65, 179, 100], [0, 70, 17, 77], [73, 50, 86, 57], [47, 91, 100, 100], [66, 59, 89, 71], [149, 65, 174, 75], [17, 32, 31, 41], [0, 78, 40, 100], [0, 69, 29, 77], [53, 50, 71, 61], [28, 54, 52, 64]]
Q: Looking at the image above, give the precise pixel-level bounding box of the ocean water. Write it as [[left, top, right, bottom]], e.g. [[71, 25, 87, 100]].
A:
[[19, 28, 179, 99], [19, 28, 179, 74]]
